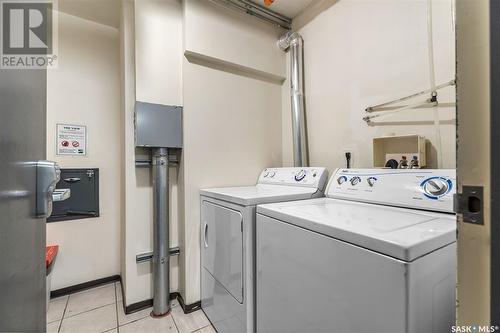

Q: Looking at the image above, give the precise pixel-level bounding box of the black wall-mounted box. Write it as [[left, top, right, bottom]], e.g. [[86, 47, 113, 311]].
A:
[[47, 168, 100, 223]]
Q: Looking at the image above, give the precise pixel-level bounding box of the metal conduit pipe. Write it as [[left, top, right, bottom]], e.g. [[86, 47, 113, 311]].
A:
[[208, 0, 291, 29], [279, 32, 309, 167], [151, 147, 170, 317]]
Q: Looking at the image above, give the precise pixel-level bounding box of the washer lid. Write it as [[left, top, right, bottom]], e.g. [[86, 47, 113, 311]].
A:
[[200, 184, 319, 206], [257, 198, 456, 261]]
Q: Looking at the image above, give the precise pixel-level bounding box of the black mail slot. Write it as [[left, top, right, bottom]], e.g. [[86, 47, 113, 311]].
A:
[[47, 168, 100, 223]]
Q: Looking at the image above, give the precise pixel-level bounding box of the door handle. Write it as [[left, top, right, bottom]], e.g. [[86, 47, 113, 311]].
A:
[[63, 177, 81, 183], [36, 161, 61, 218], [204, 223, 208, 248]]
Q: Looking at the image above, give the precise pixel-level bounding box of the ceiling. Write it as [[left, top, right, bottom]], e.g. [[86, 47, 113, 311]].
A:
[[249, 0, 316, 18], [58, 0, 121, 28], [57, 0, 321, 30]]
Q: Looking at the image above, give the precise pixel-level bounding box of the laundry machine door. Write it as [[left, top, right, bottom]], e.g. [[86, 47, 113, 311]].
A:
[[201, 200, 244, 303]]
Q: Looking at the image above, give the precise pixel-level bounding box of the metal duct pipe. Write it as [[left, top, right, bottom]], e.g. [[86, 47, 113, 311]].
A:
[[151, 147, 170, 317], [209, 0, 291, 29], [279, 32, 309, 167]]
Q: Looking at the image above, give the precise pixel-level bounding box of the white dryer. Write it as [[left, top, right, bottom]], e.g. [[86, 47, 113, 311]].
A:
[[200, 167, 329, 333], [256, 168, 457, 333]]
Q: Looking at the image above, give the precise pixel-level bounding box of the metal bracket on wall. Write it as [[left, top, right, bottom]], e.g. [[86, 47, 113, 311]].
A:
[[135, 160, 151, 168], [455, 185, 484, 225], [136, 247, 180, 263], [135, 155, 179, 168]]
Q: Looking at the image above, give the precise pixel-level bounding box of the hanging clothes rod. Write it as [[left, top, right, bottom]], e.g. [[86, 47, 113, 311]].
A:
[[363, 99, 438, 123], [365, 79, 455, 113], [365, 102, 456, 113]]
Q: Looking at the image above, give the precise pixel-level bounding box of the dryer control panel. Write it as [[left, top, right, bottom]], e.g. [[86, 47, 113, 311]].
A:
[[326, 168, 456, 213], [258, 167, 329, 191]]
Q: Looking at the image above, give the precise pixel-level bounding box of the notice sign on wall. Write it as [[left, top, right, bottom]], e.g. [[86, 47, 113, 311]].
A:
[[56, 124, 87, 156]]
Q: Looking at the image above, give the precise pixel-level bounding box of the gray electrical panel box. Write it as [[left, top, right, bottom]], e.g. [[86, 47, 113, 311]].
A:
[[135, 101, 183, 148]]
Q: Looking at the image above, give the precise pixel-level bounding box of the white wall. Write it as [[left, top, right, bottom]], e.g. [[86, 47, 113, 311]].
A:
[[122, 0, 183, 306], [46, 12, 121, 290], [180, 0, 285, 304], [135, 0, 182, 105], [183, 0, 285, 78], [283, 0, 456, 171]]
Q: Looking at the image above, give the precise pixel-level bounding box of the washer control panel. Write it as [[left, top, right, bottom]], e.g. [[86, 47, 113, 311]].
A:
[[326, 168, 456, 213], [258, 167, 329, 190]]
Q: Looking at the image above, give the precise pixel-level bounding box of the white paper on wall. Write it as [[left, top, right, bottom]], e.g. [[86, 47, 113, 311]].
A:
[[56, 124, 87, 156]]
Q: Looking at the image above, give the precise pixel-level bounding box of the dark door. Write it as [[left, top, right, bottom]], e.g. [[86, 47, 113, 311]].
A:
[[0, 67, 47, 330]]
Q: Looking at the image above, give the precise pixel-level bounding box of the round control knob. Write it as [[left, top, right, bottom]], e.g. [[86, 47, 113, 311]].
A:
[[269, 171, 276, 178], [423, 178, 449, 196], [350, 176, 361, 186], [295, 169, 307, 182], [263, 171, 269, 178], [367, 177, 377, 187], [337, 176, 347, 185]]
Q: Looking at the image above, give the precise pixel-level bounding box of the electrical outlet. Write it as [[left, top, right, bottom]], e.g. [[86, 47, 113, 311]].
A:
[[343, 149, 354, 169]]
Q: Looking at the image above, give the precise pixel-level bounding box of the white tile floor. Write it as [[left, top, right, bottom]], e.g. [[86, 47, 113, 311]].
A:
[[47, 282, 215, 333]]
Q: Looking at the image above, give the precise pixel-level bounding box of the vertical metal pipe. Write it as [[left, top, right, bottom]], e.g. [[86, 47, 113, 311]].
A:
[[289, 36, 308, 167], [279, 32, 309, 167], [151, 147, 170, 316]]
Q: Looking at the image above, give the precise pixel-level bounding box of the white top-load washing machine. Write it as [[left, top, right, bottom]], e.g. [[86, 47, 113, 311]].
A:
[[200, 167, 329, 333], [256, 168, 456, 333]]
